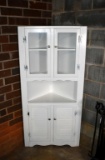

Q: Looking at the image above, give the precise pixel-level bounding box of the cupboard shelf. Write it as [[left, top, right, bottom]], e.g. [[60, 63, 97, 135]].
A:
[[57, 48, 76, 51], [29, 49, 47, 51], [29, 48, 76, 51], [28, 93, 76, 103]]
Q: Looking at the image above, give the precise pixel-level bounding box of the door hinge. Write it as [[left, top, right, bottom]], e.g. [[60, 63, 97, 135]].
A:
[[77, 64, 80, 70], [28, 133, 30, 137], [23, 36, 26, 42], [24, 65, 28, 70], [27, 112, 30, 116], [78, 35, 82, 43], [75, 111, 77, 116]]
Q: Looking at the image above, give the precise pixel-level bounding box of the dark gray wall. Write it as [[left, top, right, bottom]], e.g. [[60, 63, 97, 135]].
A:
[[52, 0, 105, 138]]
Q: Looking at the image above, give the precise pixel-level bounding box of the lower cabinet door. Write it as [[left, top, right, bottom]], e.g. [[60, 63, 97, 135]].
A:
[[28, 105, 51, 143], [53, 105, 76, 143]]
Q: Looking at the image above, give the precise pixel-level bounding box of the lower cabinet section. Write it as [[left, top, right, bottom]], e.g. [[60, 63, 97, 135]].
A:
[[53, 106, 75, 143], [28, 106, 51, 143], [26, 104, 80, 146]]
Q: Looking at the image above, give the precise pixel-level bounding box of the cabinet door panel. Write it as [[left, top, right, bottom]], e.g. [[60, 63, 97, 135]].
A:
[[53, 105, 76, 142], [29, 51, 47, 74], [25, 29, 51, 78], [29, 106, 51, 142], [58, 33, 76, 49], [54, 29, 80, 78], [58, 51, 76, 74], [28, 32, 47, 49]]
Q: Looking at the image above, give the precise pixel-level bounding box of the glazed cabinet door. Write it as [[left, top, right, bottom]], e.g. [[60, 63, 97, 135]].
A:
[[53, 28, 80, 78], [25, 28, 51, 78], [53, 105, 76, 144], [28, 105, 51, 143]]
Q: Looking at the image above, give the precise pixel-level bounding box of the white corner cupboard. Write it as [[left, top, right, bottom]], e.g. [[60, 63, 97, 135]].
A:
[[18, 26, 87, 147]]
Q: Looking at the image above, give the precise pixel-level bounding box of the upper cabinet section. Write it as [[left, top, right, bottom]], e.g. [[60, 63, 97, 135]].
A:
[[25, 28, 51, 78], [18, 27, 87, 80], [53, 28, 80, 78]]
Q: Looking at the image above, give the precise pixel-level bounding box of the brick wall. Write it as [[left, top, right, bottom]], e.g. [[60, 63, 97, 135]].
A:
[[0, 0, 52, 157], [52, 0, 105, 148]]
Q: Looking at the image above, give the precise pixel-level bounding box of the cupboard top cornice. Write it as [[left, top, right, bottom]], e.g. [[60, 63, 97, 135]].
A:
[[18, 26, 87, 29]]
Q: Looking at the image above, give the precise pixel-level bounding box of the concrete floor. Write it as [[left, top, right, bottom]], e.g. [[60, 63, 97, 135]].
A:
[[0, 145, 90, 160]]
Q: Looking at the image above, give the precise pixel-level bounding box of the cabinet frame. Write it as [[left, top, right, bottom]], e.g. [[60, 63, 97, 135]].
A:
[[18, 26, 87, 147]]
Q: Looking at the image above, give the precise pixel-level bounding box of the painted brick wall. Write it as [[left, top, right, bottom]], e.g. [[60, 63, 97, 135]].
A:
[[52, 0, 105, 148], [0, 0, 52, 157]]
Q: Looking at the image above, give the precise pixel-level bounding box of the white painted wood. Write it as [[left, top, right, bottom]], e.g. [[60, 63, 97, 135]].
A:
[[53, 81, 77, 101], [53, 105, 76, 143], [27, 80, 77, 102], [18, 26, 87, 147], [18, 28, 30, 146], [53, 28, 80, 78], [25, 28, 51, 78], [28, 105, 51, 142], [28, 93, 76, 103], [75, 27, 87, 145]]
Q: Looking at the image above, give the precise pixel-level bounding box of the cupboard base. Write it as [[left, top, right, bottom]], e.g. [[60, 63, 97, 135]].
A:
[[25, 142, 79, 147]]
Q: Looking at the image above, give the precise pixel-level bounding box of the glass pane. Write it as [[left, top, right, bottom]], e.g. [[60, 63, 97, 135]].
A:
[[58, 33, 76, 49], [57, 51, 76, 74], [28, 33, 47, 49], [29, 51, 47, 74]]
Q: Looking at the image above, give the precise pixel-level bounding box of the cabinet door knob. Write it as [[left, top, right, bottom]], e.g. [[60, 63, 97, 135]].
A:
[[48, 118, 51, 120], [54, 46, 58, 48], [54, 118, 56, 120], [48, 45, 50, 48]]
